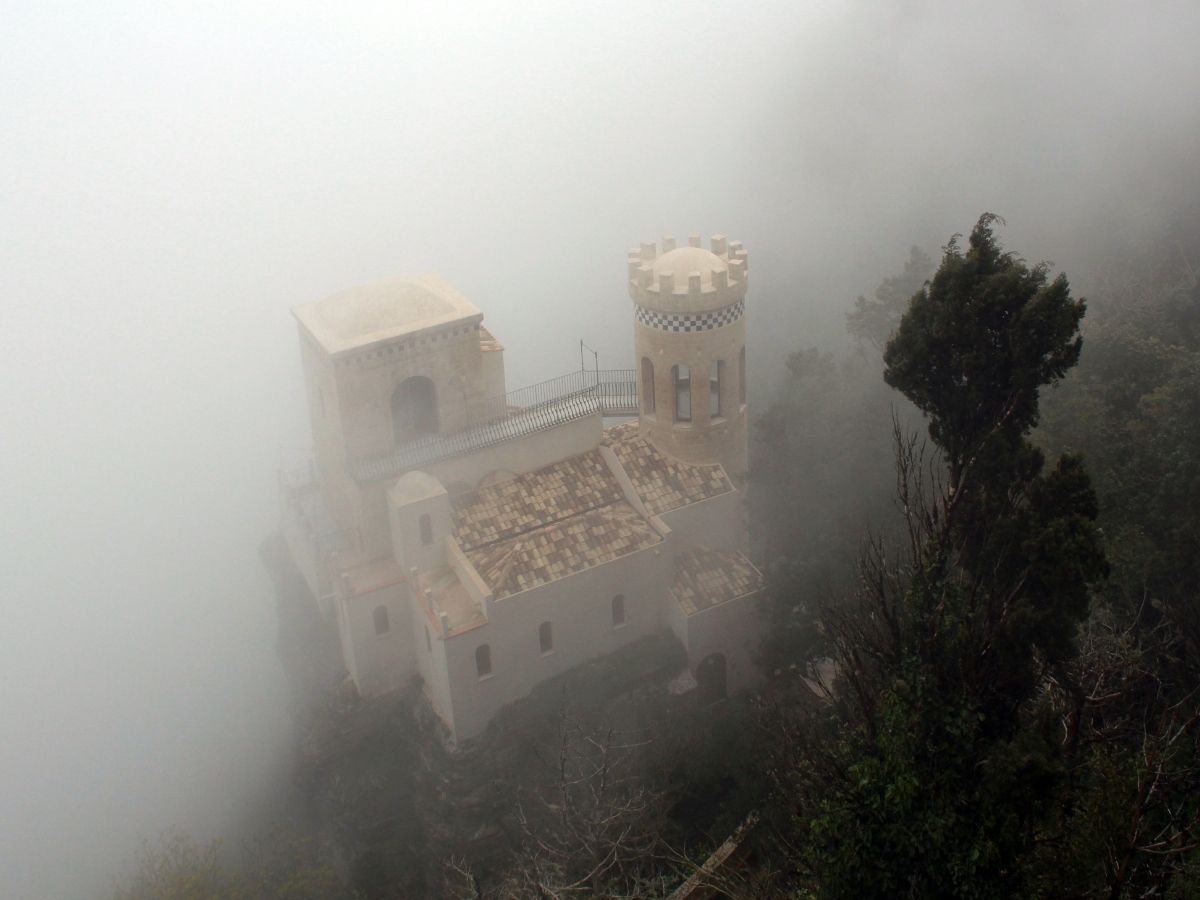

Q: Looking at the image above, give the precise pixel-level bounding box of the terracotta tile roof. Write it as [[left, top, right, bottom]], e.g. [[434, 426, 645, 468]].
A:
[[466, 503, 660, 600], [602, 421, 733, 516], [451, 450, 624, 551], [671, 547, 762, 615]]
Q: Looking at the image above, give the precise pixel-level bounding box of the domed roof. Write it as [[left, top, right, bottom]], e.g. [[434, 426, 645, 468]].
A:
[[651, 246, 727, 287], [630, 236, 748, 315], [293, 273, 481, 355]]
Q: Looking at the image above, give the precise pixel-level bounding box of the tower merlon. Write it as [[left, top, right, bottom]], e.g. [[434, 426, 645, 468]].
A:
[[627, 234, 749, 311]]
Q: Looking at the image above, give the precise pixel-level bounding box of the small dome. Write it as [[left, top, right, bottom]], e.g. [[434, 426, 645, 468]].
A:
[[651, 246, 727, 288], [630, 238, 747, 315]]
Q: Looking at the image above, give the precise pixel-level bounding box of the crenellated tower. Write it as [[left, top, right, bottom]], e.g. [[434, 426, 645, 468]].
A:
[[628, 233, 748, 480]]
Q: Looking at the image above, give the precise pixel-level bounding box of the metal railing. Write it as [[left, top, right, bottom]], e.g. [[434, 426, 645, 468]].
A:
[[354, 368, 638, 481]]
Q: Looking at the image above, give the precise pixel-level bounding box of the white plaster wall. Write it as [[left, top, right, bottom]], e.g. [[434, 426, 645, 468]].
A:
[[426, 412, 602, 489], [404, 594, 457, 736], [297, 326, 346, 478], [680, 590, 762, 696], [298, 327, 366, 555], [659, 489, 746, 552], [388, 489, 451, 573], [664, 589, 690, 651], [343, 581, 415, 696], [441, 541, 672, 741], [357, 481, 393, 560]]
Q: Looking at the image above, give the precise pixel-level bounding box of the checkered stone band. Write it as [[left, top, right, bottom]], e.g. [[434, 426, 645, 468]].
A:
[[634, 299, 744, 332]]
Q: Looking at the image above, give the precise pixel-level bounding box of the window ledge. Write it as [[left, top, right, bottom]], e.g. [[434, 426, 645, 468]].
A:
[[477, 673, 495, 682], [540, 649, 556, 658], [612, 621, 628, 630]]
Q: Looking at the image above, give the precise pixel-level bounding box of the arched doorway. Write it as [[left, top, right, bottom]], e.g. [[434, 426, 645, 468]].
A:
[[695, 653, 727, 704], [391, 376, 437, 445]]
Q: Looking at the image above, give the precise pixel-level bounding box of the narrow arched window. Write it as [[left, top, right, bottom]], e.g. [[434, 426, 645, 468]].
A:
[[425, 626, 432, 653], [612, 594, 626, 627], [673, 364, 691, 422], [710, 360, 724, 417], [539, 621, 553, 654], [739, 347, 746, 405], [475, 644, 492, 678], [640, 357, 655, 413], [419, 513, 433, 546], [373, 605, 390, 635]]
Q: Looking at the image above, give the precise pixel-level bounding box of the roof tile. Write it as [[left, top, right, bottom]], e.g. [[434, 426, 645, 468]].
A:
[[671, 547, 762, 615], [602, 422, 732, 515]]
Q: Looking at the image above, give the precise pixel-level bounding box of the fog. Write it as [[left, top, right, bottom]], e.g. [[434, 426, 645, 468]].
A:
[[2, 2, 1197, 895]]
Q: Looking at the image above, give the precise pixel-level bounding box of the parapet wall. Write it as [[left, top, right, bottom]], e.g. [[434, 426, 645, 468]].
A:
[[628, 233, 749, 315]]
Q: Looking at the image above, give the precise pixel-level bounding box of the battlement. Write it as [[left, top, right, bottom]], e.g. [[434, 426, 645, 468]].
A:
[[627, 233, 749, 314]]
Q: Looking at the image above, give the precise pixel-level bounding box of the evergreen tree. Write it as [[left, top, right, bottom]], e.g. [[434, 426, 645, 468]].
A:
[[774, 214, 1108, 898]]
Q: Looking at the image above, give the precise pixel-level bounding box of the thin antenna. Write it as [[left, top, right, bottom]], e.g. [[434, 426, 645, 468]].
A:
[[580, 340, 600, 387]]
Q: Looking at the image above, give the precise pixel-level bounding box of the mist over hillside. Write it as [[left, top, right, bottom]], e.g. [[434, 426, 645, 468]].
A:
[[2, 2, 1197, 896]]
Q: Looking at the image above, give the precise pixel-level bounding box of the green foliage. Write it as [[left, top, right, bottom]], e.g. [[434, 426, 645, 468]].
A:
[[847, 246, 935, 352], [884, 214, 1086, 492], [804, 659, 1063, 900], [1029, 219, 1200, 897], [752, 267, 927, 673], [110, 830, 352, 900], [767, 214, 1108, 898], [111, 832, 226, 900]]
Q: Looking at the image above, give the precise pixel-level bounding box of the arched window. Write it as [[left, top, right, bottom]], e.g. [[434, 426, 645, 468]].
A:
[[612, 594, 626, 627], [710, 360, 724, 417], [391, 376, 438, 445], [672, 364, 691, 422], [640, 357, 655, 413], [424, 626, 432, 653], [419, 513, 433, 545], [739, 347, 746, 405], [475, 644, 492, 678], [539, 621, 553, 654], [373, 605, 390, 635]]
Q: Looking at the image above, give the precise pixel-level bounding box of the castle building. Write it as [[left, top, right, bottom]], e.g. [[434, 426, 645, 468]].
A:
[[282, 234, 762, 743]]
